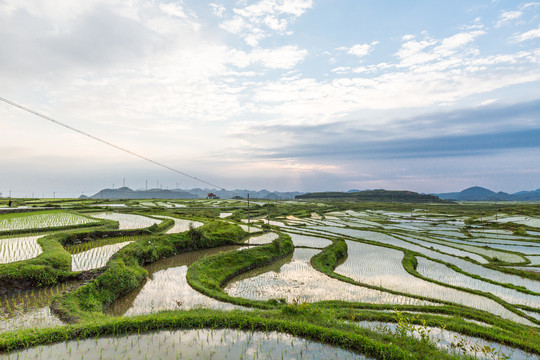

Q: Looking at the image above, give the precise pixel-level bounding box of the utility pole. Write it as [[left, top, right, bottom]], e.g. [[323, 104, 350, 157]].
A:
[[53, 192, 55, 199], [123, 178, 126, 187], [248, 193, 250, 224]]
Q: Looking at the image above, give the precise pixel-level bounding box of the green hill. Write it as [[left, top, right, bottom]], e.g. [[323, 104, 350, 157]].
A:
[[296, 189, 446, 203]]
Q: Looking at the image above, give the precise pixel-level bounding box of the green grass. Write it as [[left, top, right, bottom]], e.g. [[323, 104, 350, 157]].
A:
[[53, 221, 247, 322], [186, 233, 294, 309], [0, 309, 483, 360]]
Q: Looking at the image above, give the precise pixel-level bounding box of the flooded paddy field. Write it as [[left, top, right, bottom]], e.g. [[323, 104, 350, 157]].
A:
[[226, 247, 436, 306], [0, 282, 78, 333], [0, 211, 98, 232], [153, 215, 203, 234], [335, 241, 533, 325], [0, 328, 371, 360], [0, 236, 43, 263], [1, 199, 539, 360], [71, 241, 133, 271], [356, 320, 537, 360], [108, 246, 244, 316], [88, 212, 161, 229]]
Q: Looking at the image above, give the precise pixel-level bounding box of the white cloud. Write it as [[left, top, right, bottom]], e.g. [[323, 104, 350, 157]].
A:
[[228, 45, 307, 69], [395, 30, 485, 67], [522, 2, 540, 9], [495, 10, 522, 27], [346, 41, 379, 58], [159, 3, 187, 19], [210, 3, 226, 17], [218, 0, 313, 46], [516, 26, 540, 41]]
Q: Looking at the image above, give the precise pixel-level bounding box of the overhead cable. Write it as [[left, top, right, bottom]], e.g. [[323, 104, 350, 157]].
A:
[[0, 96, 225, 190]]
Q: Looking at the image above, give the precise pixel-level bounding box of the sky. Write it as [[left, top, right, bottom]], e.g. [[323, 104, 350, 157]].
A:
[[1, 0, 540, 197]]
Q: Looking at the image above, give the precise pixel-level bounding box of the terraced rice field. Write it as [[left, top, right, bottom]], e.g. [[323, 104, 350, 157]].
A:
[[108, 246, 243, 316], [153, 215, 203, 234], [335, 241, 533, 325], [416, 257, 539, 308], [89, 212, 161, 229], [225, 247, 434, 306], [356, 321, 535, 360], [246, 232, 279, 245], [1, 202, 540, 360], [0, 236, 42, 263], [71, 241, 133, 271], [0, 283, 76, 334], [0, 328, 371, 360], [0, 211, 97, 231]]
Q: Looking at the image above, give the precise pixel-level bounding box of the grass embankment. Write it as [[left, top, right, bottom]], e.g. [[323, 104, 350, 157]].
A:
[[0, 217, 174, 295], [186, 233, 294, 309], [0, 309, 482, 360], [53, 221, 246, 322], [310, 239, 540, 355], [402, 252, 540, 326]]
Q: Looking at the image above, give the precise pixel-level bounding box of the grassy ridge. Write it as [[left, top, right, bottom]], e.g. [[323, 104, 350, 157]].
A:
[[0, 217, 174, 294], [53, 221, 246, 322], [309, 237, 540, 355], [0, 309, 478, 360], [186, 233, 294, 309]]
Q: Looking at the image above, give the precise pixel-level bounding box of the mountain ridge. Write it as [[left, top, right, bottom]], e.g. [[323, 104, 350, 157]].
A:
[[435, 186, 540, 201]]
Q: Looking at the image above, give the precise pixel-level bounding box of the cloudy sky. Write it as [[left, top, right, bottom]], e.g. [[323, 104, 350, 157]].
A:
[[1, 0, 540, 197]]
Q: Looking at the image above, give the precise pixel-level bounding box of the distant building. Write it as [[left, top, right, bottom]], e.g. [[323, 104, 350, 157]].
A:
[[207, 193, 219, 199]]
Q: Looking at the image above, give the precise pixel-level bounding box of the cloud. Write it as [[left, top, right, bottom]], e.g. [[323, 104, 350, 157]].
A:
[[218, 0, 313, 46], [342, 41, 379, 58], [228, 45, 308, 69], [516, 25, 540, 41], [209, 3, 226, 17], [395, 30, 485, 66], [495, 10, 522, 27], [230, 100, 540, 161]]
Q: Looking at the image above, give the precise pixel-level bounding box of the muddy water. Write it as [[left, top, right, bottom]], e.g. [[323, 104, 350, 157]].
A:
[[0, 328, 373, 360], [225, 248, 435, 306], [107, 246, 243, 316]]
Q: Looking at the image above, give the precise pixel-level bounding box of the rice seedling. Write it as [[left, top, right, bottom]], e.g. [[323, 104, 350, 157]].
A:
[[0, 211, 98, 232], [107, 246, 244, 316], [152, 216, 203, 234], [246, 233, 279, 245], [89, 213, 162, 230], [238, 224, 261, 233], [416, 257, 540, 308], [356, 317, 535, 360], [225, 247, 433, 306], [286, 233, 332, 248], [0, 328, 374, 360], [335, 241, 534, 325], [71, 241, 133, 271], [307, 226, 540, 293], [427, 238, 526, 263], [0, 236, 43, 264]]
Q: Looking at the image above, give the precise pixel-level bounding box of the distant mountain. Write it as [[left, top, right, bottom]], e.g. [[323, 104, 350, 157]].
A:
[[86, 187, 303, 200], [296, 189, 447, 203], [186, 188, 304, 200], [435, 186, 540, 201], [88, 187, 196, 200]]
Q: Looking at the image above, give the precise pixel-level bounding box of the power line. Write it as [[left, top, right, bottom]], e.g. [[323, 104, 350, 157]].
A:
[[0, 96, 225, 190]]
